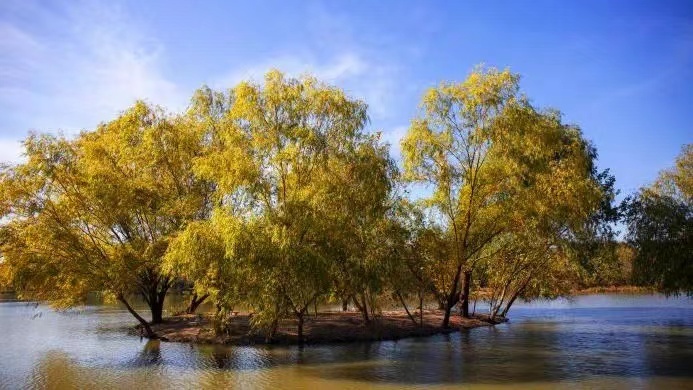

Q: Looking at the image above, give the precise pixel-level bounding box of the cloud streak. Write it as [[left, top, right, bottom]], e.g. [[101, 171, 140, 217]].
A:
[[0, 1, 186, 163], [215, 51, 400, 120], [0, 1, 410, 164]]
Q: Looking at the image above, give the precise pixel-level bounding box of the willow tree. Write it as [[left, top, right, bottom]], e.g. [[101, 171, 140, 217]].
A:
[[402, 67, 605, 326], [181, 71, 379, 342], [312, 134, 397, 323], [0, 102, 209, 336], [625, 144, 692, 296], [402, 68, 524, 326], [481, 117, 602, 319], [568, 169, 623, 288]]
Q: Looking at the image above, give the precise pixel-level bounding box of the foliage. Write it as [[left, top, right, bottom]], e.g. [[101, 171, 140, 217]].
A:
[[0, 103, 210, 335], [401, 67, 602, 324], [624, 145, 692, 296], [1, 65, 653, 340], [162, 71, 395, 340]]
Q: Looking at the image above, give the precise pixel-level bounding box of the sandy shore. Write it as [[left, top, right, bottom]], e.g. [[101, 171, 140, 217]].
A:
[[140, 310, 503, 345]]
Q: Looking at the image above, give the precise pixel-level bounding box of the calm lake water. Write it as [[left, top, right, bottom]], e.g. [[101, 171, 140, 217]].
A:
[[1, 294, 691, 389]]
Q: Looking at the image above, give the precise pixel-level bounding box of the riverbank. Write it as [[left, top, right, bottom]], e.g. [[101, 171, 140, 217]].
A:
[[574, 285, 656, 295], [139, 310, 502, 345]]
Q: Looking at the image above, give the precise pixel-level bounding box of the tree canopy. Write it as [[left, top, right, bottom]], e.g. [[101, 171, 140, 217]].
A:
[[2, 66, 675, 341], [0, 102, 210, 336], [624, 144, 692, 296], [401, 67, 602, 325]]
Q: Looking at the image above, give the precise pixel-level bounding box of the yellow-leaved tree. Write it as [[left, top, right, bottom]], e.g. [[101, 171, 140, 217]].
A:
[[0, 102, 210, 337], [402, 67, 601, 326], [164, 71, 395, 342]]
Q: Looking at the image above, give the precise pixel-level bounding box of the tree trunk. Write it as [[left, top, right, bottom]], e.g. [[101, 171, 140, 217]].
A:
[[118, 295, 156, 338], [442, 301, 453, 328], [501, 278, 531, 318], [354, 294, 370, 324], [139, 271, 171, 324], [351, 295, 362, 312], [342, 298, 348, 312], [186, 293, 209, 314], [297, 312, 305, 344], [490, 282, 510, 321], [500, 294, 517, 318], [419, 291, 424, 327], [490, 302, 502, 321], [151, 298, 164, 324], [461, 271, 472, 318], [442, 265, 463, 328], [396, 291, 418, 326], [266, 318, 278, 343]]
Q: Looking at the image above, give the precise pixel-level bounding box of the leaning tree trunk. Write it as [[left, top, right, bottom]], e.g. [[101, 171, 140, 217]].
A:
[[118, 294, 156, 338], [139, 270, 171, 324], [353, 294, 370, 324], [501, 294, 519, 318], [442, 265, 463, 328], [396, 291, 418, 326], [461, 271, 472, 318], [500, 277, 532, 318], [186, 293, 209, 314]]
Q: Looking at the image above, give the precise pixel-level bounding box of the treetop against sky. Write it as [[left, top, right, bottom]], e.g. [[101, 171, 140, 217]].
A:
[[0, 0, 691, 200]]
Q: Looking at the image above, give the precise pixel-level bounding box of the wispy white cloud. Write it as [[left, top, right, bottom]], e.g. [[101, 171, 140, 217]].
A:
[[214, 1, 407, 121], [215, 53, 366, 87], [379, 125, 409, 161], [0, 1, 413, 165], [215, 51, 400, 120], [0, 138, 23, 164], [0, 1, 183, 140]]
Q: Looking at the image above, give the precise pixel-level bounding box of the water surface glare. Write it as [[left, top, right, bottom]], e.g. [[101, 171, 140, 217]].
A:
[[0, 294, 691, 389]]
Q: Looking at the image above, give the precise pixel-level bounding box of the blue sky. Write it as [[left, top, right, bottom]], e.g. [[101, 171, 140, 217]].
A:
[[1, 0, 691, 200]]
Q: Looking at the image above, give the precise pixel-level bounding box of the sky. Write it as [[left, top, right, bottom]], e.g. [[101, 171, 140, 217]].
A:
[[1, 0, 691, 200]]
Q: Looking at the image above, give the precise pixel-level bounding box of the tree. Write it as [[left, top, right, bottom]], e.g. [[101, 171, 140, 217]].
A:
[[313, 133, 398, 323], [387, 202, 447, 326], [480, 110, 602, 320], [0, 102, 209, 337], [402, 68, 522, 326], [176, 71, 382, 342], [568, 169, 625, 287], [624, 145, 692, 296], [402, 67, 606, 326]]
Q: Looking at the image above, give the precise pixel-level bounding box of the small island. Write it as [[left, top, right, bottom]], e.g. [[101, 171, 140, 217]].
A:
[[141, 310, 503, 345], [1, 67, 690, 347]]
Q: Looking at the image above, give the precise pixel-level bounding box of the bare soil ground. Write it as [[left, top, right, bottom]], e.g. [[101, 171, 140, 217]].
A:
[[141, 310, 503, 345]]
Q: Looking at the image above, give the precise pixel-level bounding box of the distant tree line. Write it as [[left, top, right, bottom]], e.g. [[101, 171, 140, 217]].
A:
[[0, 67, 689, 341]]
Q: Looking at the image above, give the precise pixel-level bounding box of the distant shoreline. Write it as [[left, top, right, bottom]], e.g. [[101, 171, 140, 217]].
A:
[[572, 286, 656, 295]]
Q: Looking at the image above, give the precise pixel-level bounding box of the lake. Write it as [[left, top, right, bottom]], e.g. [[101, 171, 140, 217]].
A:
[[1, 294, 691, 389]]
